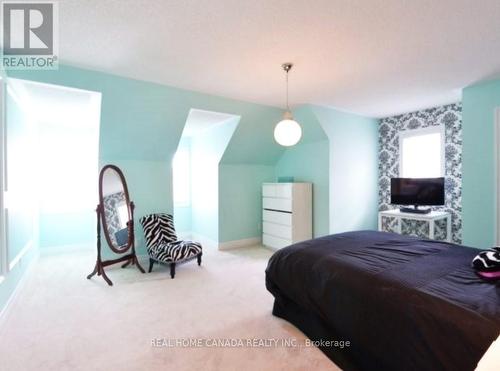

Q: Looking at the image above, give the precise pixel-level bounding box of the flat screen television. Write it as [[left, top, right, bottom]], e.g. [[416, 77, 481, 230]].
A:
[[391, 177, 444, 213]]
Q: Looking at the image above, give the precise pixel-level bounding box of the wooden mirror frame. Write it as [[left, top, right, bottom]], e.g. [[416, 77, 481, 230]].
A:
[[99, 164, 133, 253], [87, 164, 144, 285]]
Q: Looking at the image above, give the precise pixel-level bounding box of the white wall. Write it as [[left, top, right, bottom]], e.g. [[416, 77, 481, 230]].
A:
[[190, 117, 239, 244]]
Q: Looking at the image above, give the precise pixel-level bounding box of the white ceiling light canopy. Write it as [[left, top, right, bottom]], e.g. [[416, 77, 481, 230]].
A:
[[274, 63, 302, 147]]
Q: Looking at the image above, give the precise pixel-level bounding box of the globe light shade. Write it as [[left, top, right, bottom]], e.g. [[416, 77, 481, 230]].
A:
[[274, 118, 302, 146]]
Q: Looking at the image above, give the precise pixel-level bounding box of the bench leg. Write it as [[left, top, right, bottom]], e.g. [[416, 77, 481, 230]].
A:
[[197, 253, 202, 266], [170, 263, 176, 279], [148, 258, 155, 273]]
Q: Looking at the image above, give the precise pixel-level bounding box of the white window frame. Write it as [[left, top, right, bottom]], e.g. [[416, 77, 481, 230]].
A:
[[399, 125, 445, 178], [495, 108, 500, 245]]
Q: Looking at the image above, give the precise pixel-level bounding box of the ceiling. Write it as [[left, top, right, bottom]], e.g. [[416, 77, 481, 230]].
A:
[[182, 109, 238, 137], [59, 0, 500, 117]]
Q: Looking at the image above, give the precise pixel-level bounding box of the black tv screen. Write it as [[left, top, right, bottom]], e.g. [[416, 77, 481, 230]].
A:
[[391, 177, 445, 206]]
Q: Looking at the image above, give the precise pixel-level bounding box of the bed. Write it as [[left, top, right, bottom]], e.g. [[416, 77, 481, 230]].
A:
[[265, 231, 500, 371]]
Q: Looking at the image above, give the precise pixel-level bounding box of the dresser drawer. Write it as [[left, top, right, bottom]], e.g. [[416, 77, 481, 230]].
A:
[[262, 184, 276, 198], [263, 234, 292, 249], [263, 209, 292, 226], [263, 221, 292, 239], [262, 184, 292, 199], [263, 197, 292, 212]]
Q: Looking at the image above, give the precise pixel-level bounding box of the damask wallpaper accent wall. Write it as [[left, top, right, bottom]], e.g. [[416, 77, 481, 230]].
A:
[[103, 191, 126, 245], [378, 103, 462, 243]]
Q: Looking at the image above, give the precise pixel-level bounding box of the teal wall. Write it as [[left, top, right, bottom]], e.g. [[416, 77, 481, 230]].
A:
[[275, 140, 330, 237], [39, 212, 95, 248], [462, 79, 500, 248], [312, 105, 379, 233], [274, 105, 330, 238], [219, 164, 275, 242], [219, 105, 332, 242], [98, 159, 172, 256], [174, 206, 191, 235]]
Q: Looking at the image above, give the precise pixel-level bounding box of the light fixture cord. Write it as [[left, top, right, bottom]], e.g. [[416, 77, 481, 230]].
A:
[[286, 69, 289, 111]]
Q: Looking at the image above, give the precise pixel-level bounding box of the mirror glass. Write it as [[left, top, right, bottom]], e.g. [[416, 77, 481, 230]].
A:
[[100, 166, 132, 253]]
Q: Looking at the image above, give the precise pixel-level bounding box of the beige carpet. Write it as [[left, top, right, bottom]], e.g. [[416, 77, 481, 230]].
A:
[[0, 246, 339, 371]]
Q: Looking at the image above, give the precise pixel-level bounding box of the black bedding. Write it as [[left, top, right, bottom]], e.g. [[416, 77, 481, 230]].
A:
[[265, 231, 500, 371]]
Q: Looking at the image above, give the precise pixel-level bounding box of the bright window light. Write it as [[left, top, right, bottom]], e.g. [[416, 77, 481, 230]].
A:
[[117, 203, 129, 229], [173, 148, 191, 207], [400, 127, 444, 178]]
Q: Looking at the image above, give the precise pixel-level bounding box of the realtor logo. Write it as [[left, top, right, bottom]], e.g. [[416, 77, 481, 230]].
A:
[[1, 1, 58, 69]]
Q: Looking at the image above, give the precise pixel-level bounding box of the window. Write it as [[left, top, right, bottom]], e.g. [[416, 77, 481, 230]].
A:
[[400, 126, 444, 178], [173, 147, 191, 207]]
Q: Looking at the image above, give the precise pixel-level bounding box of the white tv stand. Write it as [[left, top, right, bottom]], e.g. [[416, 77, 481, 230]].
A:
[[378, 209, 452, 242]]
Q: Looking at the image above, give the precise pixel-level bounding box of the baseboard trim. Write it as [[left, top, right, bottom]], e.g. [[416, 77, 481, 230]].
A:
[[190, 233, 218, 249], [218, 237, 261, 251], [0, 248, 39, 328], [164, 232, 261, 251], [8, 239, 33, 271], [40, 243, 94, 256]]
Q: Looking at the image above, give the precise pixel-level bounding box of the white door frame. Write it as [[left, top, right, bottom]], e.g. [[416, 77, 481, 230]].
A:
[[496, 108, 500, 246]]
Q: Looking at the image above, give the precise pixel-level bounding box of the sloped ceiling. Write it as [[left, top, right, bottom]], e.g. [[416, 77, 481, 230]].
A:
[[182, 109, 238, 138]]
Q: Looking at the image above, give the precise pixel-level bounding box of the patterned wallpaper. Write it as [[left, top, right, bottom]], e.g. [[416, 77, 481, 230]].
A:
[[378, 103, 462, 243]]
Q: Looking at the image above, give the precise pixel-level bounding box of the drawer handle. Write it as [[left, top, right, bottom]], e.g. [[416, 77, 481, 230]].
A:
[[263, 208, 292, 214]]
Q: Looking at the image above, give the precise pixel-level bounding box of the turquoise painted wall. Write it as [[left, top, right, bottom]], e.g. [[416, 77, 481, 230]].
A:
[[39, 212, 95, 248], [275, 140, 330, 237], [312, 105, 379, 233], [98, 159, 172, 256], [219, 105, 331, 243], [173, 206, 191, 235], [219, 164, 275, 242], [274, 105, 330, 238], [462, 79, 500, 248], [191, 118, 239, 242]]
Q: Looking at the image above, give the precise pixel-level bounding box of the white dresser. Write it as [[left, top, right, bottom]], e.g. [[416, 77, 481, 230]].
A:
[[262, 182, 312, 249]]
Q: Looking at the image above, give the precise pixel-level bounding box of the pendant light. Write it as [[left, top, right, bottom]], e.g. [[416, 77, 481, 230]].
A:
[[274, 63, 302, 146]]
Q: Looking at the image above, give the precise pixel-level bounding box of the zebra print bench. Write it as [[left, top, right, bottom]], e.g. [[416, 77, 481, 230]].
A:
[[140, 213, 202, 278]]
